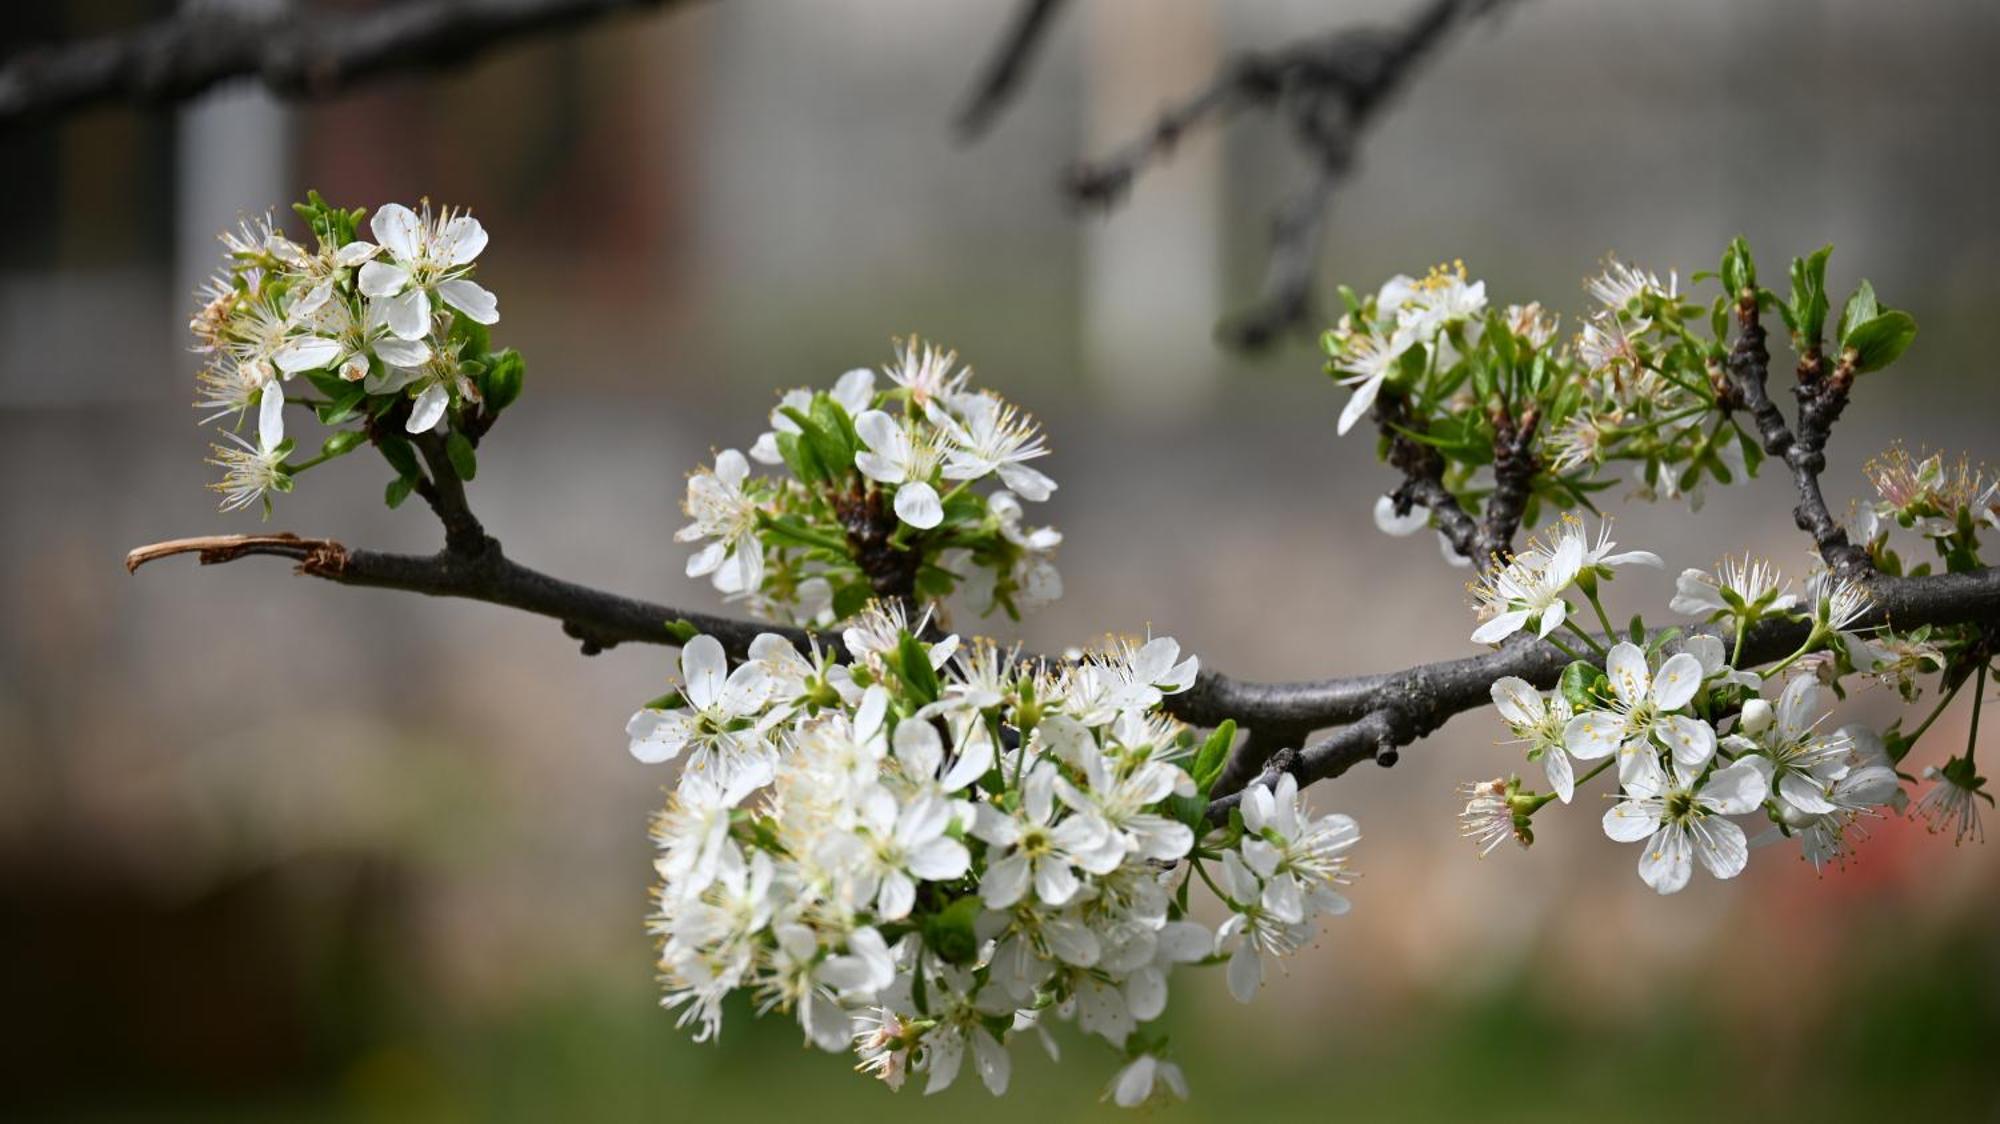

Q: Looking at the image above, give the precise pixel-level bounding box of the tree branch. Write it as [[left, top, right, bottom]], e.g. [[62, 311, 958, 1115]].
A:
[[1202, 564, 2000, 818], [126, 528, 2000, 798], [953, 0, 1068, 141], [0, 0, 699, 129], [409, 431, 491, 558], [1722, 289, 1870, 577], [125, 533, 810, 661], [1377, 390, 1482, 567], [1065, 0, 1521, 350]]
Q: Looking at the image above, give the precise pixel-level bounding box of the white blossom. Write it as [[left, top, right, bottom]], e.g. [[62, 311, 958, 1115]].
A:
[[1602, 754, 1770, 894], [1470, 530, 1584, 643], [355, 201, 497, 339], [854, 408, 946, 529], [1563, 642, 1715, 783]]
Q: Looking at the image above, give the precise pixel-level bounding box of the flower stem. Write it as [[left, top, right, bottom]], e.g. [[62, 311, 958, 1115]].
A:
[[1546, 636, 1584, 661], [1902, 673, 1970, 757], [1967, 664, 1987, 769], [1586, 587, 1618, 638], [1761, 633, 1823, 678], [1573, 756, 1615, 789], [1190, 857, 1241, 912], [1563, 618, 1608, 657]]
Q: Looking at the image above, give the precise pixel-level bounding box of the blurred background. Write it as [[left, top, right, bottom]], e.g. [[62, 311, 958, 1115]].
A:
[[3, 0, 1998, 1119]]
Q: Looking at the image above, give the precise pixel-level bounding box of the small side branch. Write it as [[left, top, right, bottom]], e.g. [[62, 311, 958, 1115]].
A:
[[1722, 289, 1870, 576], [1378, 391, 1482, 567], [954, 0, 1069, 140], [1475, 406, 1539, 564], [1066, 0, 1520, 350], [126, 533, 810, 661]]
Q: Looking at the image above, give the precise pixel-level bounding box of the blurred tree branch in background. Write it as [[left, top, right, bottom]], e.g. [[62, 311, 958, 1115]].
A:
[[1052, 0, 1522, 350], [4, 0, 1522, 353], [0, 0, 700, 128]]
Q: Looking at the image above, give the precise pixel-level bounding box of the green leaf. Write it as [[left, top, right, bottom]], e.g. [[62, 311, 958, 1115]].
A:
[[384, 475, 416, 509], [315, 382, 367, 426], [1560, 660, 1600, 710], [832, 581, 872, 622], [1836, 280, 1878, 344], [921, 896, 983, 966], [1720, 235, 1756, 296], [785, 402, 853, 480], [1843, 310, 1917, 373], [774, 430, 825, 484], [451, 315, 491, 360], [1166, 793, 1210, 831], [664, 619, 700, 644], [807, 394, 857, 475], [1192, 719, 1237, 795], [304, 369, 351, 399], [1787, 245, 1833, 344], [376, 434, 421, 479], [482, 348, 525, 412], [445, 431, 478, 482]]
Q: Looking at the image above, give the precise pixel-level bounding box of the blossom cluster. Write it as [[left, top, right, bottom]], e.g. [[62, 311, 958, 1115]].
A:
[[1326, 256, 1754, 564], [629, 609, 1357, 1106], [1337, 243, 1922, 567], [189, 195, 522, 515], [677, 340, 1062, 626], [1469, 528, 1992, 889], [1854, 446, 1998, 580]]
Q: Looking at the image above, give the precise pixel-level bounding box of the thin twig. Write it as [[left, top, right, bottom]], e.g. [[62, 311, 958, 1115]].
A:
[[954, 0, 1069, 141], [1066, 0, 1520, 350]]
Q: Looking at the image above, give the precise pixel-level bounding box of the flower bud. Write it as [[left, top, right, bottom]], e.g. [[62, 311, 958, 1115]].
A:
[[1739, 698, 1774, 735]]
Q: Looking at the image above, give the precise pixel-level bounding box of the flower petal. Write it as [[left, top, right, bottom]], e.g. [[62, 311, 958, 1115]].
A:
[[893, 482, 944, 529], [405, 382, 449, 434], [438, 277, 499, 324]]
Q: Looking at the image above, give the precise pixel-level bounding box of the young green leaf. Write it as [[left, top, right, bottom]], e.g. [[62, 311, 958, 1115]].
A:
[[1843, 310, 1917, 373], [445, 431, 478, 481]]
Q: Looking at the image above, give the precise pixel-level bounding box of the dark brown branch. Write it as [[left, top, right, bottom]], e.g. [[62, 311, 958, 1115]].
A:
[[410, 431, 490, 558], [1474, 406, 1539, 564], [1378, 390, 1482, 567], [1722, 289, 1870, 577], [125, 533, 812, 662], [1066, 0, 1520, 350], [954, 0, 1069, 141], [1203, 564, 2000, 818], [0, 0, 697, 129], [126, 528, 2000, 795]]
